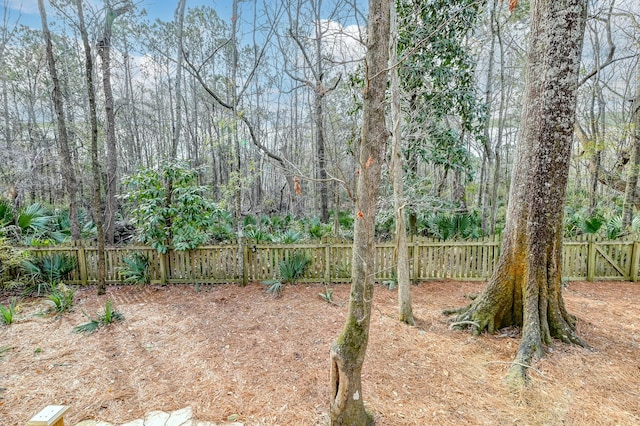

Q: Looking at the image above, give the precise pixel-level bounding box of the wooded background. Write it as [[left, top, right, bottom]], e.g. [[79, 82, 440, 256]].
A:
[[0, 0, 639, 246]]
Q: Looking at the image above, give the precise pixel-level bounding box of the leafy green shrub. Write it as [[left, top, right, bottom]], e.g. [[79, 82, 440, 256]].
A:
[[243, 215, 257, 228], [209, 209, 234, 242], [0, 237, 26, 288], [74, 299, 123, 334], [333, 210, 354, 230], [121, 161, 223, 253], [118, 252, 151, 285], [306, 218, 331, 239], [0, 297, 18, 325]]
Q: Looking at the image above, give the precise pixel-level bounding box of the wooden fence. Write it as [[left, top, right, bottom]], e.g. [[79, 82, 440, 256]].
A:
[[17, 237, 640, 286]]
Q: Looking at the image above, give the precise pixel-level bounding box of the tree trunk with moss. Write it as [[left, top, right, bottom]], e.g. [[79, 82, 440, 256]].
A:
[[329, 0, 389, 423], [448, 0, 588, 387]]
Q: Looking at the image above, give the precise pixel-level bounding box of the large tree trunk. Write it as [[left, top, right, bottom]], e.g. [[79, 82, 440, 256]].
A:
[[76, 0, 107, 295], [315, 82, 329, 223], [38, 0, 80, 242], [329, 0, 389, 423], [171, 0, 186, 159], [622, 68, 640, 229], [448, 0, 588, 387], [99, 3, 129, 244], [389, 1, 413, 326]]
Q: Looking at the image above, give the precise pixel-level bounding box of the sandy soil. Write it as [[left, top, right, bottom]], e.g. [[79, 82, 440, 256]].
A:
[[1, 280, 639, 426]]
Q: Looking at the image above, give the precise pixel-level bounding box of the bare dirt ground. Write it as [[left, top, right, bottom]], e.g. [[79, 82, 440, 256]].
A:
[[1, 280, 639, 426]]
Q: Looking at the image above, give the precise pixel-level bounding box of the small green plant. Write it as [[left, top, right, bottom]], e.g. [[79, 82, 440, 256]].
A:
[[319, 287, 334, 304], [0, 297, 18, 325], [262, 251, 311, 297], [262, 279, 285, 297], [0, 345, 13, 359], [279, 251, 310, 285], [605, 215, 623, 239], [277, 229, 303, 243], [307, 218, 331, 239], [382, 271, 397, 291], [73, 299, 124, 334], [243, 227, 273, 243], [46, 283, 75, 315], [118, 252, 150, 285]]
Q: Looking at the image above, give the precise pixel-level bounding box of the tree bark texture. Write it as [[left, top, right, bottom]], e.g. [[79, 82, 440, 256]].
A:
[[99, 4, 129, 244], [329, 0, 389, 423], [389, 1, 413, 326], [76, 0, 106, 295], [38, 0, 81, 242], [450, 0, 588, 386], [171, 0, 187, 159], [622, 67, 640, 229]]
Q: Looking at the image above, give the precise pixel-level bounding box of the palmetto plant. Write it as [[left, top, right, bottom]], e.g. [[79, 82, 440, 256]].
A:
[[22, 254, 77, 283], [73, 299, 123, 334], [243, 227, 273, 243], [306, 218, 331, 239], [262, 251, 311, 296], [17, 203, 52, 239], [279, 251, 311, 285], [118, 252, 151, 285], [21, 254, 77, 295], [0, 297, 18, 325], [423, 211, 483, 240], [276, 229, 303, 244], [0, 199, 15, 228], [605, 215, 623, 240], [580, 216, 604, 235], [46, 283, 75, 315]]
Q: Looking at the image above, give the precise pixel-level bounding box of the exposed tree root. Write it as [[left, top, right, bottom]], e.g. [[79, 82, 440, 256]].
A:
[[449, 320, 480, 330], [442, 304, 471, 316], [445, 277, 590, 388]]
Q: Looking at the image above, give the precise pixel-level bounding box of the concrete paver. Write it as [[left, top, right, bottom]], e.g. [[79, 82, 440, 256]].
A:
[[71, 407, 243, 426]]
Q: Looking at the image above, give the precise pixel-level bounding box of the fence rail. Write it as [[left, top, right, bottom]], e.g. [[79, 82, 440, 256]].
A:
[[19, 237, 640, 285]]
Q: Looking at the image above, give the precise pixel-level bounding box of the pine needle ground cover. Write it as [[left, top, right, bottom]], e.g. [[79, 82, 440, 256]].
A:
[[0, 281, 638, 425]]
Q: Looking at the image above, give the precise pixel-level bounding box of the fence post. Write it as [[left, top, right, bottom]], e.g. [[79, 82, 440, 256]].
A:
[[324, 244, 331, 284], [159, 252, 168, 284], [242, 242, 249, 286], [631, 241, 640, 282], [76, 242, 88, 285], [587, 239, 596, 282], [411, 235, 419, 282]]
